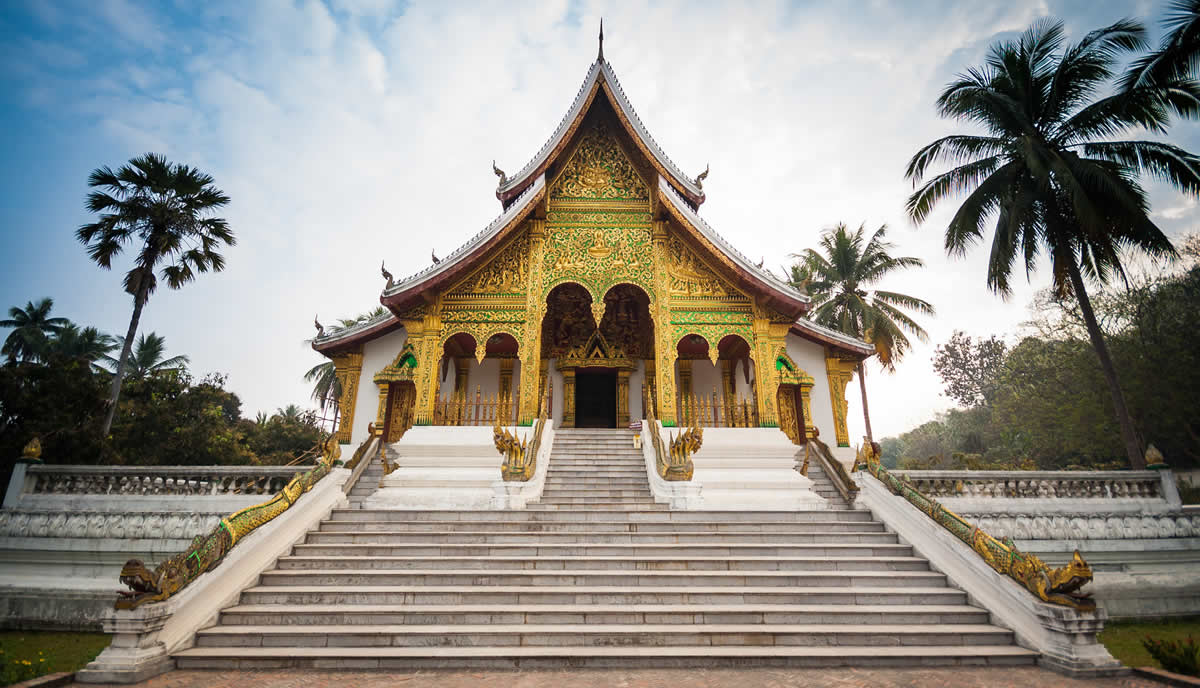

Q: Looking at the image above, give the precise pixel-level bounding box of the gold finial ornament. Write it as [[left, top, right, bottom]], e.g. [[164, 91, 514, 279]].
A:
[[598, 18, 604, 61], [21, 437, 42, 462]]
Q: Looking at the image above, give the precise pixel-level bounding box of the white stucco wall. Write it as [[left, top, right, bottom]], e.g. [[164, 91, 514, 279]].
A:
[[785, 333, 857, 465], [349, 327, 408, 447]]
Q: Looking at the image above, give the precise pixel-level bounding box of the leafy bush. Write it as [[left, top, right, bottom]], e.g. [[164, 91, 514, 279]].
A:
[[1178, 478, 1200, 506], [1143, 635, 1200, 676]]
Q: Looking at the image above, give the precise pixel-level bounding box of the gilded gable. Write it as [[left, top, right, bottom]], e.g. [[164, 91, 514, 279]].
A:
[[448, 231, 530, 296], [666, 234, 746, 301], [551, 123, 649, 202]]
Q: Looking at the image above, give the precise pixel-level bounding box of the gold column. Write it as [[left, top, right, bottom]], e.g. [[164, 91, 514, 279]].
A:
[[799, 379, 816, 439], [405, 301, 444, 425], [617, 369, 631, 427], [650, 221, 678, 426], [825, 352, 857, 447], [454, 358, 470, 396], [562, 368, 576, 428], [720, 359, 735, 423], [331, 350, 363, 443], [518, 219, 547, 425], [499, 357, 514, 423], [644, 359, 656, 416]]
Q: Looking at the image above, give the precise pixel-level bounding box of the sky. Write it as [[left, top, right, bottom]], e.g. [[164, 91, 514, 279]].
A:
[[1, 0, 1196, 441]]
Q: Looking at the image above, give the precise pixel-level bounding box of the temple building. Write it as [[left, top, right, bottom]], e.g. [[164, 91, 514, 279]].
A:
[[312, 46, 873, 463]]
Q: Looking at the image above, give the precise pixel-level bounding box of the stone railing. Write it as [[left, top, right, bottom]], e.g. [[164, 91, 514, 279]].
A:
[[895, 470, 1166, 501], [0, 510, 223, 540], [19, 465, 303, 498]]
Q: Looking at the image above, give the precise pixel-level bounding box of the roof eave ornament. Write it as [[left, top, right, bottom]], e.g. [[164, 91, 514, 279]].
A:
[[695, 164, 709, 190], [492, 160, 507, 187], [598, 18, 604, 62]]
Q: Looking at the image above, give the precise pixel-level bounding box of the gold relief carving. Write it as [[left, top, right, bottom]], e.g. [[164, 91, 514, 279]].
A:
[[777, 386, 800, 444], [386, 384, 416, 443], [542, 225, 654, 299], [825, 352, 857, 447], [666, 235, 740, 299], [449, 232, 530, 296], [562, 369, 577, 427], [331, 351, 363, 444], [617, 370, 631, 427], [550, 123, 649, 201], [518, 219, 548, 424], [441, 309, 525, 324], [547, 210, 653, 226]]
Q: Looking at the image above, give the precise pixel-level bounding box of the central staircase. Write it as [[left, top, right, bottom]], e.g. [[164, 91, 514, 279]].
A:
[[175, 428, 1036, 669]]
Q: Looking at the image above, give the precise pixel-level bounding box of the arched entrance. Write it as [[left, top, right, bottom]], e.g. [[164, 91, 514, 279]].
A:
[[676, 333, 758, 427], [541, 283, 654, 428], [433, 332, 521, 425]]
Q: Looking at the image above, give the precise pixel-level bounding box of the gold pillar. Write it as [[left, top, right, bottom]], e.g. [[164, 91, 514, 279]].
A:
[[644, 359, 656, 417], [720, 359, 735, 422], [331, 350, 363, 443], [454, 358, 470, 396], [799, 379, 816, 439], [617, 369, 631, 427], [825, 351, 857, 447], [499, 358, 514, 399], [650, 221, 678, 426], [518, 219, 547, 425], [562, 368, 576, 427]]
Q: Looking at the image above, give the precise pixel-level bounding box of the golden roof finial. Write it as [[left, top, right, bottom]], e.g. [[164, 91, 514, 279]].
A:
[[598, 18, 604, 62]]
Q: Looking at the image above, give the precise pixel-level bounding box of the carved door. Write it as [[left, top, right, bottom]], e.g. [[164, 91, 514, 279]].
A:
[[385, 383, 416, 443]]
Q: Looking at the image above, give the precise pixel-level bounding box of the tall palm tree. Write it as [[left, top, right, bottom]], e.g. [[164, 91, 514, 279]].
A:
[[77, 153, 233, 434], [100, 332, 190, 380], [337, 306, 387, 329], [790, 223, 934, 442], [904, 20, 1200, 469], [1, 298, 70, 364], [1120, 0, 1200, 108]]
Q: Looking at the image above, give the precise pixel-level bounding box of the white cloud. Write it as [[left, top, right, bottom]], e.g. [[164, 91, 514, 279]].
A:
[[3, 0, 1195, 442]]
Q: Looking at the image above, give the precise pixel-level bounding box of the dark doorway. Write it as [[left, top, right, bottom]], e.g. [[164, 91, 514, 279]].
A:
[[575, 369, 617, 428]]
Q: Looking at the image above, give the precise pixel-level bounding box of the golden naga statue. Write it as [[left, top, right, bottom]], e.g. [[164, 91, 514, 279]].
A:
[[494, 424, 530, 482], [115, 435, 341, 610], [862, 452, 1096, 611]]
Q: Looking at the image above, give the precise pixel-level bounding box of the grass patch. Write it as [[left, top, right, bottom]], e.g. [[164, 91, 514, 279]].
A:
[[1099, 616, 1200, 668], [0, 631, 109, 686]]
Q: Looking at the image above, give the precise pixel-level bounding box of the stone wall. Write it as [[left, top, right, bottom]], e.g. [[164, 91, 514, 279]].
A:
[[895, 469, 1200, 619], [1, 463, 306, 630]]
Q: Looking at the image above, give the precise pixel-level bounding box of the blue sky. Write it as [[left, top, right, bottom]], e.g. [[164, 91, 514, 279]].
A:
[[1, 0, 1194, 439]]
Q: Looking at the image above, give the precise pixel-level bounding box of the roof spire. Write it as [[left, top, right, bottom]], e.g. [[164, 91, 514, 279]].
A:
[[598, 18, 604, 62]]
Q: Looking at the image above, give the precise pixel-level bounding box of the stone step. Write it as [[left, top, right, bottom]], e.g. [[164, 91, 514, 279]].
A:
[[541, 481, 653, 490], [291, 543, 916, 558], [535, 489, 654, 498], [525, 504, 669, 511], [239, 585, 970, 606], [273, 555, 931, 572], [193, 623, 1012, 648], [173, 644, 1038, 670], [256, 569, 947, 588], [327, 509, 877, 523], [316, 521, 887, 534], [531, 498, 660, 506], [304, 531, 901, 544], [219, 603, 989, 626]]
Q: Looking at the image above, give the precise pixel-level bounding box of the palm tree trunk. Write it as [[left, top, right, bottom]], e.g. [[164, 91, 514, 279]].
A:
[[857, 361, 873, 444], [1063, 255, 1145, 469], [101, 290, 147, 435]]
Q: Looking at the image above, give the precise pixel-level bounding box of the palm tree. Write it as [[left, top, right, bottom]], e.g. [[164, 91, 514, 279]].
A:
[[76, 153, 233, 434], [274, 404, 304, 423], [904, 20, 1200, 469], [337, 306, 388, 329], [790, 223, 933, 442], [1120, 0, 1200, 109], [45, 325, 116, 370], [304, 360, 341, 412], [1, 298, 70, 364], [100, 332, 190, 380]]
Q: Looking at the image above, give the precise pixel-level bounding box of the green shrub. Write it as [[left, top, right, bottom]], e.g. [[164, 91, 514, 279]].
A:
[[1143, 635, 1200, 677]]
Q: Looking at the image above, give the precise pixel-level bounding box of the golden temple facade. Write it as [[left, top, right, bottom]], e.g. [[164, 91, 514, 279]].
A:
[[313, 53, 873, 456]]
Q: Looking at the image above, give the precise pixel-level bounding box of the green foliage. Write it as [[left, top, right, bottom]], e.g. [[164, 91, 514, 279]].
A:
[[1179, 478, 1200, 505], [0, 298, 70, 365], [884, 262, 1200, 470], [1143, 635, 1200, 676], [788, 222, 933, 370], [99, 332, 189, 380]]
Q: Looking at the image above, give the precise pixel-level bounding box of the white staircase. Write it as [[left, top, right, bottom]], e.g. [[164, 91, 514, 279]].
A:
[[173, 428, 1036, 669]]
